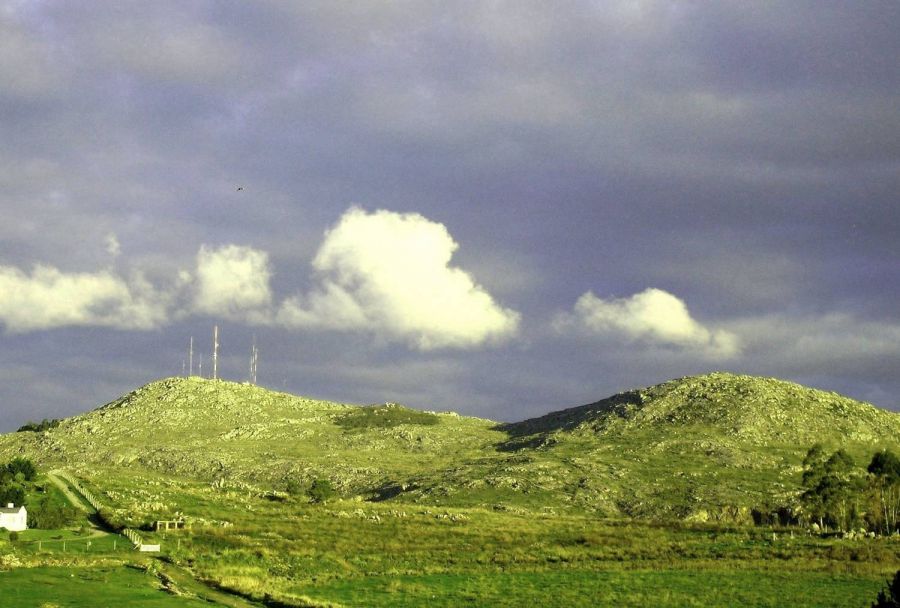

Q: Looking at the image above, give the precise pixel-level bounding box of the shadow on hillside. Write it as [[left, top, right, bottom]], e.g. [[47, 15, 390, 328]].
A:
[[491, 391, 642, 452], [369, 481, 418, 502]]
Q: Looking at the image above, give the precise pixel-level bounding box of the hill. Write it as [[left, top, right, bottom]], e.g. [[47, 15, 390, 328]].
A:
[[1, 371, 898, 521]]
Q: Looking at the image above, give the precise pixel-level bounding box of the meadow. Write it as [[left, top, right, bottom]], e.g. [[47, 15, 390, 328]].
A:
[[7, 468, 890, 607]]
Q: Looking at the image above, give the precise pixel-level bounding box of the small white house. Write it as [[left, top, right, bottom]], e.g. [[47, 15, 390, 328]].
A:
[[0, 503, 27, 532]]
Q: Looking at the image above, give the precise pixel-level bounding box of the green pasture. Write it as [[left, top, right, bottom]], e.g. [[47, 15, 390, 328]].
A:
[[0, 565, 210, 607], [298, 569, 887, 608]]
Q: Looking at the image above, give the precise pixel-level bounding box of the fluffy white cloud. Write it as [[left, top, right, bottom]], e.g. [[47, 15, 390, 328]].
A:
[[193, 245, 273, 320], [557, 288, 740, 357], [278, 207, 520, 349], [0, 265, 168, 332]]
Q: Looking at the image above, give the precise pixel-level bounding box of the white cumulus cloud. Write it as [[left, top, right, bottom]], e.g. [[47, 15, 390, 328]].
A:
[[193, 245, 273, 321], [556, 287, 740, 357], [0, 264, 169, 332], [278, 207, 520, 349]]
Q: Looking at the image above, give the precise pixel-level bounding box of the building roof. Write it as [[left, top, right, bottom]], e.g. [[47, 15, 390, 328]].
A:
[[0, 506, 25, 514]]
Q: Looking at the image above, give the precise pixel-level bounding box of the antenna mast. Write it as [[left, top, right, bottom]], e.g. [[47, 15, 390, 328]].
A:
[[249, 335, 259, 385], [212, 325, 219, 380]]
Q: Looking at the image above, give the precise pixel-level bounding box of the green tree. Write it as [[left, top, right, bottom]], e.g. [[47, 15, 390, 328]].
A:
[[872, 570, 900, 608], [868, 450, 900, 534], [6, 457, 37, 482], [0, 483, 25, 507], [801, 445, 829, 529], [802, 447, 865, 531]]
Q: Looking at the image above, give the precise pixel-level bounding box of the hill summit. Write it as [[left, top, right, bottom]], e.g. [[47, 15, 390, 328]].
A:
[[504, 371, 898, 446], [1, 372, 898, 520]]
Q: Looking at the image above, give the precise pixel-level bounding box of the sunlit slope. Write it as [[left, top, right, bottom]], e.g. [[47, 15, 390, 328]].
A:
[[1, 372, 898, 519], [0, 377, 506, 492], [493, 372, 900, 518]]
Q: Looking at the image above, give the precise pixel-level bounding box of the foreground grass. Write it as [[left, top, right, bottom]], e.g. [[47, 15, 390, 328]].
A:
[[48, 469, 893, 607], [2, 468, 899, 607], [0, 565, 212, 607], [302, 569, 886, 608]]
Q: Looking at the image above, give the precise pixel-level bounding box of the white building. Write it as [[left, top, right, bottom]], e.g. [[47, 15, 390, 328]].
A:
[[0, 503, 27, 532]]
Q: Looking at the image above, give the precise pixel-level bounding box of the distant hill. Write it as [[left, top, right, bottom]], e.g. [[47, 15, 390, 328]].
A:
[[1, 372, 898, 520]]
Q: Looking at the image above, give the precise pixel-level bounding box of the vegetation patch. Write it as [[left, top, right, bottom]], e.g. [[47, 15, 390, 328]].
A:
[[335, 403, 440, 431]]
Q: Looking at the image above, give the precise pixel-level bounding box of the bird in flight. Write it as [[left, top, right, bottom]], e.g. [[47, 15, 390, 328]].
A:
[[236, 186, 244, 191]]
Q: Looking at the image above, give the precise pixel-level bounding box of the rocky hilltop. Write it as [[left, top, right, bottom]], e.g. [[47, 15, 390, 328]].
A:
[[1, 372, 897, 520]]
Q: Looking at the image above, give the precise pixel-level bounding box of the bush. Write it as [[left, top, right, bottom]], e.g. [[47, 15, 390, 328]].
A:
[[8, 531, 18, 542], [285, 479, 304, 497], [17, 419, 60, 433], [308, 479, 336, 504], [6, 457, 37, 482], [872, 570, 900, 608], [27, 498, 79, 529], [336, 404, 439, 431]]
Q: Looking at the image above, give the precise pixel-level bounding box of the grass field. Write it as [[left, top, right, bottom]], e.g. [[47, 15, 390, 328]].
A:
[[298, 569, 887, 608], [0, 565, 211, 607]]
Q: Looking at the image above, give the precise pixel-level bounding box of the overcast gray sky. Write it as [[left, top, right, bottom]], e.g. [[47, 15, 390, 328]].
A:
[[1, 1, 898, 431]]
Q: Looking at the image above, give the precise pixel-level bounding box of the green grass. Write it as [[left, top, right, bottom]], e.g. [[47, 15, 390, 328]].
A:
[[0, 565, 211, 607], [299, 569, 886, 608]]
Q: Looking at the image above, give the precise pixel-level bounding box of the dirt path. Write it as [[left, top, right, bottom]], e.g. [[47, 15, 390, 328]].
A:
[[159, 564, 266, 608], [46, 471, 92, 513], [46, 471, 263, 607]]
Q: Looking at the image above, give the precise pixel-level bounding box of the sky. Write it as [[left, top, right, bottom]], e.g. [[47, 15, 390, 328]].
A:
[[1, 1, 899, 431]]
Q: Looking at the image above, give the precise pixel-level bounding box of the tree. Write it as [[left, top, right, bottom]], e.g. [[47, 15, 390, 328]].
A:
[[0, 484, 25, 507], [801, 445, 829, 529], [801, 447, 865, 531], [6, 457, 37, 482], [872, 570, 900, 608], [868, 450, 900, 535]]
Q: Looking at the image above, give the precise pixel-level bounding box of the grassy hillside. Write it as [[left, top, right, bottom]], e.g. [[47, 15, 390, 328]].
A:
[[1, 371, 898, 521], [2, 372, 899, 607]]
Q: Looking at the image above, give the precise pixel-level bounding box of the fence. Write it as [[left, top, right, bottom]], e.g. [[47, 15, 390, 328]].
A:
[[54, 471, 104, 512], [56, 470, 160, 553]]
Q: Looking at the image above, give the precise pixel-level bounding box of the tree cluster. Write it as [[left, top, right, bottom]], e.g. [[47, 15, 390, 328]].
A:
[[801, 444, 900, 534], [0, 457, 37, 506], [872, 570, 900, 608], [16, 418, 60, 433], [0, 457, 78, 529]]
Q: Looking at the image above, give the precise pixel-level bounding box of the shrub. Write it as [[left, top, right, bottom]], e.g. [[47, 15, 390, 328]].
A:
[[6, 457, 37, 481], [17, 419, 60, 433], [8, 531, 18, 542], [872, 570, 900, 608], [285, 479, 304, 497], [27, 498, 79, 529], [308, 479, 336, 504], [336, 404, 439, 431]]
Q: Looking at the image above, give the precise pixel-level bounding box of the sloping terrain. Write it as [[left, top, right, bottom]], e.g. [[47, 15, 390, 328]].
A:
[[1, 372, 898, 520]]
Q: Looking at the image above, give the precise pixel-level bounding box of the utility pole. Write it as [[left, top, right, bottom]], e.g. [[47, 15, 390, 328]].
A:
[[199, 354, 203, 378], [212, 325, 219, 380], [189, 336, 193, 376], [249, 335, 259, 385]]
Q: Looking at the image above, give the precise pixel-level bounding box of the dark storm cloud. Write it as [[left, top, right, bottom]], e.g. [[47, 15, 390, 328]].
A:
[[1, 1, 898, 430]]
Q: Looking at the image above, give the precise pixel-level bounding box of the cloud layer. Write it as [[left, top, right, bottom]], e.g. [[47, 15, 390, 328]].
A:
[[556, 288, 740, 358], [0, 265, 167, 332], [0, 208, 520, 350], [278, 208, 521, 349]]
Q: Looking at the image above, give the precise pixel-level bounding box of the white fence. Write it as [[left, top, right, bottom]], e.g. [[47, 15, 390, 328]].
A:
[[57, 470, 160, 552]]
